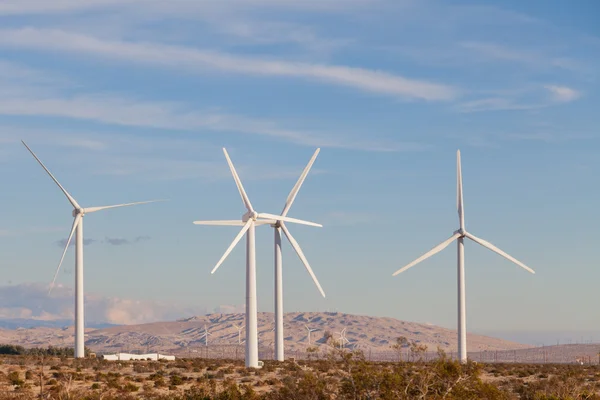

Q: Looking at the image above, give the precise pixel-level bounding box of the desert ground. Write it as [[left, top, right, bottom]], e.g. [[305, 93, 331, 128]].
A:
[[1, 349, 600, 399]]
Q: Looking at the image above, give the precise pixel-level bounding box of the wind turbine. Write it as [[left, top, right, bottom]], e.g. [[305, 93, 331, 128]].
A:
[[335, 328, 349, 350], [233, 324, 245, 345], [305, 324, 317, 346], [193, 148, 322, 368], [270, 148, 326, 362], [392, 150, 535, 363], [22, 141, 162, 358], [199, 324, 212, 347]]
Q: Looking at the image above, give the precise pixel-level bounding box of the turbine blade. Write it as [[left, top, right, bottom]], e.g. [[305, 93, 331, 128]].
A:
[[258, 213, 322, 228], [193, 220, 245, 226], [223, 148, 253, 212], [49, 214, 82, 293], [22, 141, 80, 210], [465, 232, 535, 274], [281, 148, 320, 217], [280, 222, 326, 298], [457, 150, 465, 230], [254, 219, 277, 226], [84, 199, 165, 214], [211, 219, 253, 274], [392, 232, 461, 276]]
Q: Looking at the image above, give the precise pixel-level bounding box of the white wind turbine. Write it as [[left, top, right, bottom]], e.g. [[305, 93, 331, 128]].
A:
[[392, 150, 535, 363], [270, 148, 325, 362], [335, 328, 349, 349], [199, 324, 212, 347], [233, 324, 245, 345], [22, 141, 162, 358], [193, 148, 322, 368], [305, 325, 317, 346]]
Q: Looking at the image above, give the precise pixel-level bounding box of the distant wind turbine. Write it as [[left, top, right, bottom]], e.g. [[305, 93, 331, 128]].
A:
[[392, 150, 535, 363], [193, 148, 322, 368], [233, 324, 245, 345], [335, 328, 349, 349], [270, 148, 325, 362], [199, 324, 212, 347], [305, 324, 317, 346], [22, 141, 163, 358]]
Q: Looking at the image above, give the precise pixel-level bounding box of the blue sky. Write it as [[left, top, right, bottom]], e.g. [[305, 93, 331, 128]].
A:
[[0, 0, 599, 338]]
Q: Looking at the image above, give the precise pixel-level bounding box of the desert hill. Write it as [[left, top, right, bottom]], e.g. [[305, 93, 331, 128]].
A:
[[0, 312, 530, 356]]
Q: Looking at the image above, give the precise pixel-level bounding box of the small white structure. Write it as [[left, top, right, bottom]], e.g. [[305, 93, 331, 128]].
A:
[[102, 353, 175, 361]]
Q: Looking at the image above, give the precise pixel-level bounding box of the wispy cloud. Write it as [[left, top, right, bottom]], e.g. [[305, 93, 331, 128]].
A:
[[55, 236, 152, 247], [0, 55, 423, 153], [456, 97, 543, 113], [0, 0, 376, 16], [544, 85, 581, 103], [0, 28, 458, 101], [0, 92, 423, 152], [0, 283, 208, 325], [56, 238, 97, 248], [214, 19, 352, 55], [457, 84, 581, 113], [104, 235, 151, 246]]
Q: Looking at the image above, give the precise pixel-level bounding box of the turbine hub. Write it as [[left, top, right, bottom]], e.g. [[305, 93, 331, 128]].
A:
[[72, 208, 85, 217], [242, 211, 258, 222], [456, 228, 466, 237]]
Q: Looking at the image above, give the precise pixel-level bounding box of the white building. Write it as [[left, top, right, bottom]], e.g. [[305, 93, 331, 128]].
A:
[[102, 353, 175, 361]]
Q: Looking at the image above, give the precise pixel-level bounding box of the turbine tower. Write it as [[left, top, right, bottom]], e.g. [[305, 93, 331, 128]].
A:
[[22, 141, 161, 358], [193, 148, 321, 368], [271, 149, 325, 361], [392, 150, 535, 363]]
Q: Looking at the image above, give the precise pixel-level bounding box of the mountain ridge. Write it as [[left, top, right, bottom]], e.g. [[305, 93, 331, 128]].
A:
[[0, 312, 529, 355]]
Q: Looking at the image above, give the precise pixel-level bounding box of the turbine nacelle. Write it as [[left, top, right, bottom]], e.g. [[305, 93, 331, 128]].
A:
[[242, 211, 258, 222], [454, 229, 467, 237]]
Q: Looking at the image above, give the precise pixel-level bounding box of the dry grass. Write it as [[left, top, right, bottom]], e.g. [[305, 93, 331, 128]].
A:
[[0, 350, 599, 399]]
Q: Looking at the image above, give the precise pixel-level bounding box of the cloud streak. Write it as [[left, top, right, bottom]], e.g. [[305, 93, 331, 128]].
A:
[[55, 236, 151, 247], [0, 28, 458, 101], [0, 0, 376, 16], [56, 238, 96, 248], [0, 92, 423, 152], [457, 84, 581, 113], [104, 236, 151, 246]]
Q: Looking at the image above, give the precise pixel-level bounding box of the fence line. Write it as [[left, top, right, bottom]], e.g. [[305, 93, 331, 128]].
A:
[[114, 344, 600, 365]]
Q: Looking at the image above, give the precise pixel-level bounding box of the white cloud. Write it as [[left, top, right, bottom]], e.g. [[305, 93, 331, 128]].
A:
[[544, 85, 581, 103], [456, 84, 582, 113], [0, 28, 458, 101], [456, 97, 542, 113], [0, 283, 207, 325], [214, 19, 352, 55], [0, 0, 376, 15], [0, 92, 422, 152]]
